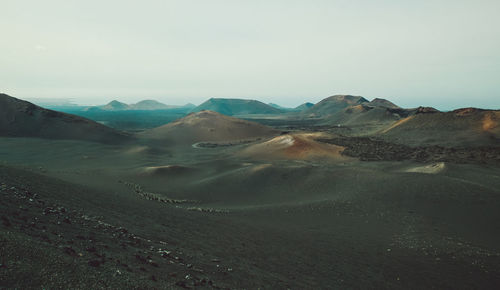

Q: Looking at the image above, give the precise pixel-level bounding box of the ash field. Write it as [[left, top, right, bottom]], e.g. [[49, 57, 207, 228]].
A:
[[1, 93, 500, 289]]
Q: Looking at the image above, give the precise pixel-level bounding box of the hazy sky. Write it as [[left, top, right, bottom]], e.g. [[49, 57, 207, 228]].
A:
[[1, 0, 499, 109]]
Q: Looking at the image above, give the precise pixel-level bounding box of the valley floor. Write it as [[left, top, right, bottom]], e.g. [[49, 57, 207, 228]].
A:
[[1, 136, 500, 289]]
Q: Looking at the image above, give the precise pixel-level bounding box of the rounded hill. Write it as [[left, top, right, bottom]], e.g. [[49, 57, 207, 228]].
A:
[[139, 110, 279, 144]]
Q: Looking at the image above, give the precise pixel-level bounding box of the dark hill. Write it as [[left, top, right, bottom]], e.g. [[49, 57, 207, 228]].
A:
[[0, 93, 131, 143]]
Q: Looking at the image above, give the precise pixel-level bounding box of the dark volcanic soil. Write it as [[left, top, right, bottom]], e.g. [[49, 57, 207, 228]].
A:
[[0, 174, 224, 288], [317, 136, 500, 164], [1, 163, 500, 289]]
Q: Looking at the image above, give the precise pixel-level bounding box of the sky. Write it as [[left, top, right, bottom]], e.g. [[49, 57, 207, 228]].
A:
[[1, 0, 499, 109]]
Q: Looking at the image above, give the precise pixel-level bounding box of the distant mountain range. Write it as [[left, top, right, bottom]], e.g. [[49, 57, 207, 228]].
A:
[[86, 100, 196, 111], [89, 98, 314, 115], [1, 92, 498, 147]]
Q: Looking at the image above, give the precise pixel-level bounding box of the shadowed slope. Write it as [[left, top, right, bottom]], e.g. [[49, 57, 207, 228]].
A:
[[0, 93, 131, 143]]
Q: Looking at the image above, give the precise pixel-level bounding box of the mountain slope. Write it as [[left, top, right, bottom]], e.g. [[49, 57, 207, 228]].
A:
[[100, 100, 130, 111], [367, 98, 400, 109], [139, 110, 278, 144], [381, 108, 500, 146], [86, 100, 193, 111], [304, 95, 369, 117], [191, 98, 282, 115], [240, 132, 349, 161], [322, 104, 404, 126], [294, 102, 314, 111], [0, 94, 131, 143], [130, 100, 171, 110]]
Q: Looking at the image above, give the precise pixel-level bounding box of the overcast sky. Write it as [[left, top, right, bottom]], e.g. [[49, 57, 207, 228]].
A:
[[1, 0, 499, 109]]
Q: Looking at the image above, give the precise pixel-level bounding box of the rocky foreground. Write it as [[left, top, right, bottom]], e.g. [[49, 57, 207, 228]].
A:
[[0, 178, 230, 288]]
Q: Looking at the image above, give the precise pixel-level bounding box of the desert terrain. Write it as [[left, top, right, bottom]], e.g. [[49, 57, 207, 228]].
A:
[[1, 93, 499, 289]]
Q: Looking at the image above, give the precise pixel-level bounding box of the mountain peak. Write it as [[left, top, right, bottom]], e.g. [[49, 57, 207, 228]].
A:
[[368, 98, 400, 109], [305, 95, 369, 116], [139, 110, 278, 144], [191, 98, 282, 116]]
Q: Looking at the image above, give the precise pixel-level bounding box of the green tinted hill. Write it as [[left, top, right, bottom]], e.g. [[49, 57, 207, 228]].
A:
[[191, 98, 283, 116]]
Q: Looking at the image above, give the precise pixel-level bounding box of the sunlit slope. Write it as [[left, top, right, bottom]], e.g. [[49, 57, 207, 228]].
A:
[[381, 108, 500, 146], [240, 132, 349, 161]]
